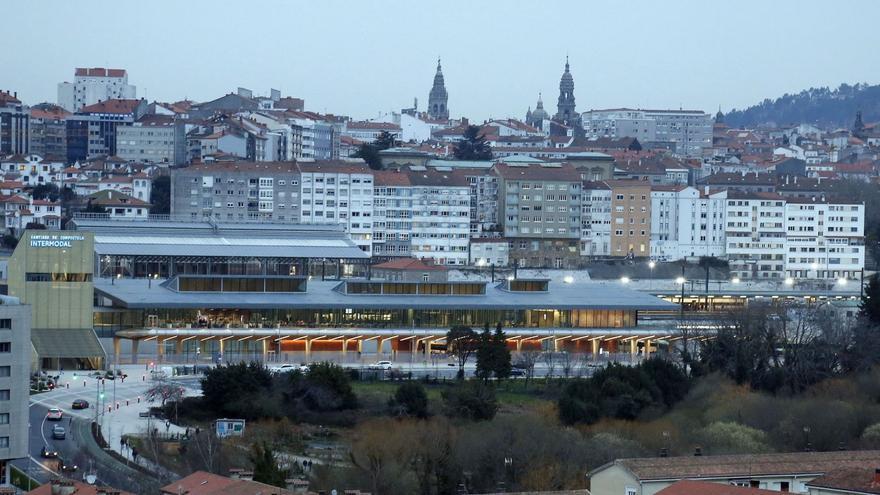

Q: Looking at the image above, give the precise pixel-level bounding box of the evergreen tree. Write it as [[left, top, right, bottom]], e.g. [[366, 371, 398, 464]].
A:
[[475, 323, 494, 382], [249, 441, 288, 488], [492, 322, 512, 380], [860, 274, 880, 324], [453, 125, 492, 160]]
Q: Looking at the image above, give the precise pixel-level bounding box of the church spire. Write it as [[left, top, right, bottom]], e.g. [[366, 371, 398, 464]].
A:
[[555, 57, 578, 126], [428, 57, 449, 120]]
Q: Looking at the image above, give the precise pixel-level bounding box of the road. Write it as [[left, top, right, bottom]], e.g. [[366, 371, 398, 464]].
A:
[[14, 371, 201, 492]]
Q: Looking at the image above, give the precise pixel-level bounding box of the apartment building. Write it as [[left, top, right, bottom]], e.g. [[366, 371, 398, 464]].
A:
[[170, 162, 302, 222], [116, 115, 185, 165], [67, 99, 148, 162], [0, 295, 31, 486], [0, 91, 28, 156], [464, 170, 499, 236], [494, 162, 582, 268], [408, 168, 471, 266], [784, 197, 864, 280], [298, 161, 374, 254], [581, 108, 712, 156], [57, 67, 136, 112], [28, 104, 69, 159], [606, 180, 652, 258], [725, 192, 787, 280], [580, 181, 612, 257], [373, 170, 413, 259], [650, 186, 727, 261]]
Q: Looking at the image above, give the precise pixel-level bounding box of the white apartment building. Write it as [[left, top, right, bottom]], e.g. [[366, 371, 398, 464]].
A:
[[373, 171, 414, 259], [0, 295, 30, 486], [581, 108, 713, 157], [57, 68, 136, 112], [580, 182, 612, 257], [725, 193, 787, 280], [298, 162, 374, 254], [408, 170, 471, 266], [650, 186, 726, 261], [469, 239, 509, 267], [0, 154, 64, 186], [342, 121, 401, 143], [784, 198, 864, 280]]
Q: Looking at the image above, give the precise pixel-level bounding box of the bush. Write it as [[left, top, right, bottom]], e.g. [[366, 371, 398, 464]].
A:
[[390, 382, 429, 418], [698, 421, 772, 455], [200, 362, 276, 420], [442, 382, 497, 421], [280, 362, 357, 413]]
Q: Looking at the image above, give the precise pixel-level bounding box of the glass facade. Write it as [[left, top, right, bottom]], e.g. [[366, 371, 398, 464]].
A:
[[94, 307, 637, 333], [97, 255, 368, 279]]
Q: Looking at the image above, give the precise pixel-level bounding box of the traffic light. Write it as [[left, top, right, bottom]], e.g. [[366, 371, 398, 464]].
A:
[[99, 392, 105, 400]]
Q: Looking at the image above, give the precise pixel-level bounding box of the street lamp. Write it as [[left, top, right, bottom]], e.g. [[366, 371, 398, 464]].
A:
[[620, 276, 630, 284], [648, 261, 656, 290], [563, 275, 574, 284], [731, 277, 741, 284], [838, 277, 848, 286], [784, 277, 794, 287], [676, 276, 686, 320]]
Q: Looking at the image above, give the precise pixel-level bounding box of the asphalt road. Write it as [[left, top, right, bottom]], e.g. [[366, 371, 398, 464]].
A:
[[14, 375, 202, 492]]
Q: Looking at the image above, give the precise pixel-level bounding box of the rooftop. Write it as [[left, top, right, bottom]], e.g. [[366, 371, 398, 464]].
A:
[[807, 467, 880, 494], [160, 471, 293, 495], [656, 480, 779, 495]]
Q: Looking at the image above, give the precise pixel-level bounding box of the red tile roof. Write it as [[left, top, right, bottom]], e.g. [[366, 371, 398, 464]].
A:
[[79, 99, 141, 115], [75, 68, 127, 78], [160, 471, 293, 495], [28, 479, 134, 495], [808, 467, 880, 494], [493, 162, 581, 181], [656, 480, 779, 495], [0, 91, 21, 105]]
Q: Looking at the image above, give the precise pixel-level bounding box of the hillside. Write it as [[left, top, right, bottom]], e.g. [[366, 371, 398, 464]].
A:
[[724, 83, 880, 129]]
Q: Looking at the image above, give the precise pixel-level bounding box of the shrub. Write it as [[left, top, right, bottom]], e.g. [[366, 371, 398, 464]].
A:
[[390, 382, 429, 418], [442, 382, 497, 421]]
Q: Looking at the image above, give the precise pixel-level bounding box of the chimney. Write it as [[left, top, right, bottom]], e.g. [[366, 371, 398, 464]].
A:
[[694, 447, 702, 456]]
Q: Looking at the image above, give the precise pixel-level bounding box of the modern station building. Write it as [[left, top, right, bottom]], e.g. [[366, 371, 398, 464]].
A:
[[4, 217, 692, 367]]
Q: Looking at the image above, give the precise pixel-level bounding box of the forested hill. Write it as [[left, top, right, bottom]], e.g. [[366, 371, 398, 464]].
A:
[[724, 83, 880, 129]]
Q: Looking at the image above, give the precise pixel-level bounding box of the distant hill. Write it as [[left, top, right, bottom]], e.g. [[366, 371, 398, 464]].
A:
[[724, 83, 880, 129]]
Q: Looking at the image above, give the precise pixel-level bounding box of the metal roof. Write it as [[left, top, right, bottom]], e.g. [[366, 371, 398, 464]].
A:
[[95, 278, 678, 311], [31, 328, 105, 359], [92, 234, 368, 259]]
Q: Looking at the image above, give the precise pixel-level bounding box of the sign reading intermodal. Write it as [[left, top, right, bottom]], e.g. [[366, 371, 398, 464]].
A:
[[29, 234, 86, 248]]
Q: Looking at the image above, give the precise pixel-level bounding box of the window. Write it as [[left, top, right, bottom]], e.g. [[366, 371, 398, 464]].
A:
[[0, 366, 9, 377], [0, 414, 8, 425], [0, 390, 9, 401], [0, 343, 9, 353], [0, 437, 8, 448]]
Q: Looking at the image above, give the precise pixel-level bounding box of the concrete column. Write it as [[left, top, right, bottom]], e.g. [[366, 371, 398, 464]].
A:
[[553, 338, 562, 352], [357, 339, 363, 353], [516, 338, 523, 352], [113, 338, 121, 367], [629, 339, 637, 356], [304, 338, 312, 362], [591, 339, 599, 356], [262, 339, 269, 361], [424, 338, 431, 361], [645, 339, 652, 356], [219, 338, 225, 360], [131, 339, 139, 365], [157, 339, 165, 363], [341, 339, 348, 363], [175, 338, 184, 361]]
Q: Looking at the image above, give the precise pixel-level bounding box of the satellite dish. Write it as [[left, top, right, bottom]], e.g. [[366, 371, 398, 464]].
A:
[[85, 474, 97, 485]]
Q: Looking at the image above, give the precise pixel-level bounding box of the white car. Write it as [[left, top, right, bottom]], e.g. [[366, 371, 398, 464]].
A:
[[46, 408, 63, 421], [368, 361, 393, 370]]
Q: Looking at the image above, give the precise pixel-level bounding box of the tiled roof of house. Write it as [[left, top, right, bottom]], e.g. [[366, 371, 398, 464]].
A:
[[656, 480, 779, 495], [79, 99, 141, 115], [492, 162, 581, 181], [601, 450, 880, 481], [159, 471, 293, 495], [807, 467, 880, 494]]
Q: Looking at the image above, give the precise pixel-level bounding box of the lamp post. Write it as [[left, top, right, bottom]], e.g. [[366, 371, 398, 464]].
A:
[[676, 276, 686, 321], [648, 261, 656, 290]]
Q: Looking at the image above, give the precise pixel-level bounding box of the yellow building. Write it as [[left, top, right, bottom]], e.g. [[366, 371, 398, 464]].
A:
[[6, 230, 104, 369]]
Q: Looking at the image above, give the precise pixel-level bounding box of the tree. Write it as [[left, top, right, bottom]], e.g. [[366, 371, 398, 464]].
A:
[[145, 380, 184, 408], [82, 199, 107, 214], [453, 125, 492, 161], [697, 421, 772, 455], [389, 382, 428, 418], [294, 361, 357, 411], [514, 351, 540, 389], [446, 326, 478, 380], [249, 441, 288, 488], [30, 183, 60, 201], [442, 382, 497, 421], [354, 131, 398, 170], [1, 234, 17, 249], [492, 323, 512, 380], [860, 274, 880, 324], [200, 362, 275, 419], [150, 175, 170, 215], [475, 323, 494, 382]]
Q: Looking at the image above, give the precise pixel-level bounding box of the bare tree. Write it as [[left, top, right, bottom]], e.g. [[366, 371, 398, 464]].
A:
[[559, 352, 573, 378], [541, 352, 556, 379], [146, 379, 185, 422], [514, 352, 539, 389], [446, 326, 478, 380], [189, 428, 224, 474]]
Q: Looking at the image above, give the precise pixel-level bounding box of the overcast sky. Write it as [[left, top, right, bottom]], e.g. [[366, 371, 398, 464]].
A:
[[4, 0, 879, 121]]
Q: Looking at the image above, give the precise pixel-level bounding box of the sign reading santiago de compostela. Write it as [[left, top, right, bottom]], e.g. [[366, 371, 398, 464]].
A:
[[29, 234, 86, 248]]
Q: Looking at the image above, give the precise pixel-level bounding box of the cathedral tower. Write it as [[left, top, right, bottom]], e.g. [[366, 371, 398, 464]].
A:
[[427, 58, 449, 120]]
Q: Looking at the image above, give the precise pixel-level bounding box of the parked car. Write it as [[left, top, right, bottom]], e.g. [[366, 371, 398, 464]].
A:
[[51, 425, 66, 440], [46, 408, 63, 421], [509, 368, 526, 377], [368, 361, 393, 370], [71, 399, 89, 410], [40, 445, 58, 458]]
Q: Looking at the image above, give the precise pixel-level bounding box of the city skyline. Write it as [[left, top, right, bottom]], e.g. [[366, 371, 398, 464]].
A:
[[4, 0, 880, 121]]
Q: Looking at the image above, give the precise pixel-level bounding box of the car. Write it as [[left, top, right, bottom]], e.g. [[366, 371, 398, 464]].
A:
[[271, 364, 297, 373], [56, 457, 77, 473], [71, 399, 89, 410], [368, 361, 393, 370], [51, 425, 66, 440], [46, 408, 63, 421], [509, 368, 526, 377], [40, 445, 58, 458]]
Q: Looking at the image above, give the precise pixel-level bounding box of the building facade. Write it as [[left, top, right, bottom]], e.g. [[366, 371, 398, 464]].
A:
[[171, 162, 302, 222], [298, 162, 374, 254], [607, 180, 652, 258], [0, 295, 30, 486], [116, 115, 186, 165], [57, 68, 136, 113], [0, 91, 28, 156]]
